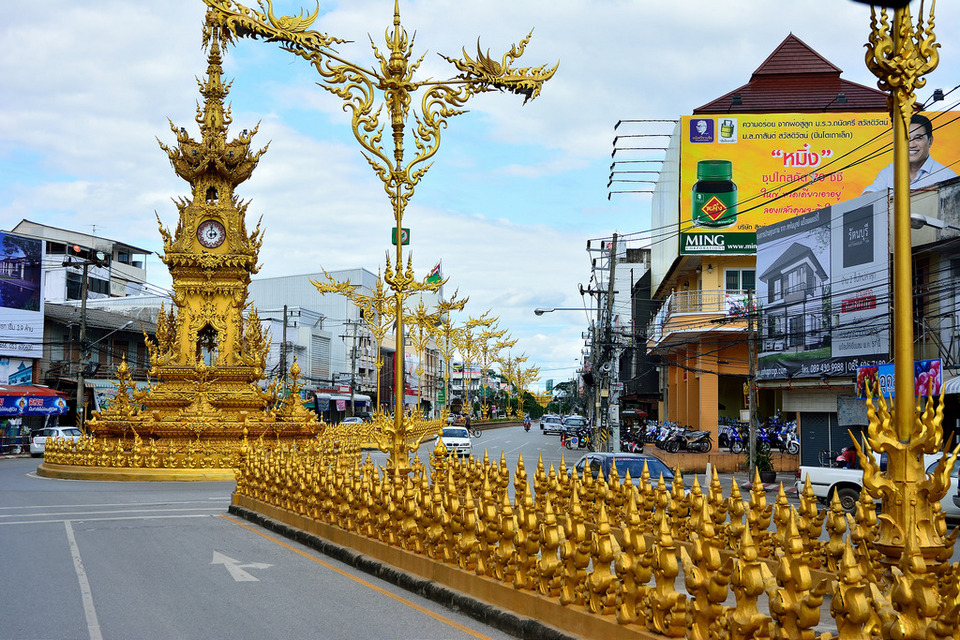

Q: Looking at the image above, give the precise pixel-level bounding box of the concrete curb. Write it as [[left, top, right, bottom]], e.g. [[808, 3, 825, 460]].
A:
[[229, 503, 581, 640]]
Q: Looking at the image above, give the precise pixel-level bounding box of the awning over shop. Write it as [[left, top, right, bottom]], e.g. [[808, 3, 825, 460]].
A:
[[0, 385, 69, 416], [314, 393, 372, 410], [943, 376, 960, 395]]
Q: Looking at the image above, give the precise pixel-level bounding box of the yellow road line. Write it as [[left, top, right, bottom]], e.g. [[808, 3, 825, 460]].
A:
[[220, 514, 499, 640]]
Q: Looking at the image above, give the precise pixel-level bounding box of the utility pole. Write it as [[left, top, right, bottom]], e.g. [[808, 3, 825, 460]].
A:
[[63, 245, 106, 433], [280, 305, 288, 393], [747, 289, 758, 479], [340, 319, 361, 416], [604, 234, 619, 452], [76, 261, 89, 431]]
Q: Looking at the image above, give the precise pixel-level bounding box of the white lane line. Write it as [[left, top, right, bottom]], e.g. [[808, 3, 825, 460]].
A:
[[0, 500, 229, 511], [0, 514, 216, 526], [0, 507, 223, 520], [64, 521, 104, 640]]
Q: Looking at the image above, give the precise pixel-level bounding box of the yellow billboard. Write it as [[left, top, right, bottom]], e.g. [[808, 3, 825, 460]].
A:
[[679, 111, 960, 255]]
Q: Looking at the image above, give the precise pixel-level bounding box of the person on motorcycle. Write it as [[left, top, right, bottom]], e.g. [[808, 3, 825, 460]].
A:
[[523, 417, 531, 431], [836, 446, 858, 469]]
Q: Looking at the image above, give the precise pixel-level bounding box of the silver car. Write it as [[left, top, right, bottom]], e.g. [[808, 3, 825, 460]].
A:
[[540, 415, 564, 434], [30, 426, 83, 457]]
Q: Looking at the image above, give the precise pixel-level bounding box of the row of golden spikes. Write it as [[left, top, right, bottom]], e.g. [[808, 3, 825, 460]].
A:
[[42, 424, 368, 471], [235, 440, 960, 639]]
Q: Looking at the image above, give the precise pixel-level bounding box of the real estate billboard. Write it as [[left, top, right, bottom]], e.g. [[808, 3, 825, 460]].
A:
[[679, 111, 960, 255], [0, 232, 44, 359], [755, 193, 889, 380]]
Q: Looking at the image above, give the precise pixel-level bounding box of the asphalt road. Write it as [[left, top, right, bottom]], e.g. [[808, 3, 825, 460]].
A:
[[0, 456, 516, 640], [5, 423, 960, 639]]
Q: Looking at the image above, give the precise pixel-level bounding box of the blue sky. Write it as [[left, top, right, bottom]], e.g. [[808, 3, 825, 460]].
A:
[[2, 1, 958, 390]]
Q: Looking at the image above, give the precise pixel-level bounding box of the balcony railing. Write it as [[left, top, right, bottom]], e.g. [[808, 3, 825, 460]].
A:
[[647, 289, 752, 346]]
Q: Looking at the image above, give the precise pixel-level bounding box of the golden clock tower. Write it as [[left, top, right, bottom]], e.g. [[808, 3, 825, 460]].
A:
[[79, 18, 320, 469]]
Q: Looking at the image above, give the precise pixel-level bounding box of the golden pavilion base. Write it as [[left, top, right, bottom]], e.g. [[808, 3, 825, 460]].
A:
[[37, 462, 235, 482]]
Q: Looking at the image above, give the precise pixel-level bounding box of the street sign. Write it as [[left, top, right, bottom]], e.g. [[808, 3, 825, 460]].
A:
[[392, 227, 410, 245]]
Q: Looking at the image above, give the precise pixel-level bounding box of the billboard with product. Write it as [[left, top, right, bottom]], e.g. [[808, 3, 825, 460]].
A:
[[856, 359, 942, 399], [0, 232, 44, 358], [679, 111, 960, 255], [756, 193, 889, 380]]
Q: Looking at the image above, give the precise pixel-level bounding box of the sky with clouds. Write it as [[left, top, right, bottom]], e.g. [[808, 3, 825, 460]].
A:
[[2, 0, 958, 389]]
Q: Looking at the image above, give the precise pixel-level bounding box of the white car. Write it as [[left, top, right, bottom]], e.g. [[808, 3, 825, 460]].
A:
[[341, 417, 365, 425], [439, 426, 472, 458], [30, 426, 83, 457]]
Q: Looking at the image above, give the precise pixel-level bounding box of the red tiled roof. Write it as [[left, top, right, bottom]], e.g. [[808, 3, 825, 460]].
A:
[[694, 34, 887, 114]]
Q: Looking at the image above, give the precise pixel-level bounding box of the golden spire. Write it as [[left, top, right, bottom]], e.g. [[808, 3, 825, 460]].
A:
[[159, 16, 268, 201]]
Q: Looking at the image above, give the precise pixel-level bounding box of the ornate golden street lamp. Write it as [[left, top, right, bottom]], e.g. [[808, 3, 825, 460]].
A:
[[427, 290, 469, 416], [862, 2, 953, 566], [454, 312, 495, 418], [204, 0, 555, 473], [516, 364, 540, 419], [408, 295, 440, 413], [477, 325, 514, 418], [311, 268, 395, 409], [498, 351, 527, 417]]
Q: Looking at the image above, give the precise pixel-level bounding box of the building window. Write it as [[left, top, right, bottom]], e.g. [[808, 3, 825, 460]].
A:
[[788, 315, 804, 348], [725, 269, 755, 292]]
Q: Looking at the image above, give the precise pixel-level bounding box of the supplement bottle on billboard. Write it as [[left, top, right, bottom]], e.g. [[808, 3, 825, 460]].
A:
[[692, 160, 737, 228]]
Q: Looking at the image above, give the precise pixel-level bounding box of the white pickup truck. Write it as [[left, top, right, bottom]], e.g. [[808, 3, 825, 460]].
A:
[[795, 452, 951, 513]]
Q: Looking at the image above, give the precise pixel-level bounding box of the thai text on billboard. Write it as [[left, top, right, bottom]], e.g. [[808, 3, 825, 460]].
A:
[[679, 111, 960, 255], [0, 232, 44, 359]]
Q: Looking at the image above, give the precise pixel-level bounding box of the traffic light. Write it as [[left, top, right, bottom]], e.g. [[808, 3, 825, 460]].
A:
[[68, 244, 109, 267]]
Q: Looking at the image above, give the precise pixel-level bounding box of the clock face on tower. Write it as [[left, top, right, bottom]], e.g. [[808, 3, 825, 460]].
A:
[[197, 220, 226, 248]]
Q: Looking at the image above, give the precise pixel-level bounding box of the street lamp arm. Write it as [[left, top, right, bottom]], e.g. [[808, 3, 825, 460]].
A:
[[910, 213, 959, 231], [534, 307, 595, 315]]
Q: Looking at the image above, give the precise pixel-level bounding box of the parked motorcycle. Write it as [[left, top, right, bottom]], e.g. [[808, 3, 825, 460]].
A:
[[662, 427, 712, 453], [718, 423, 735, 449], [620, 428, 645, 453], [564, 428, 595, 451], [769, 421, 799, 455]]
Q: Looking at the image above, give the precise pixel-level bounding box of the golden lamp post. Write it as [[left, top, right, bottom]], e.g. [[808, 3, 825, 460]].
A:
[[454, 312, 495, 419], [515, 364, 540, 419], [428, 291, 468, 417], [204, 0, 555, 473], [862, 2, 954, 566], [498, 351, 527, 417], [477, 326, 514, 419], [311, 267, 394, 409]]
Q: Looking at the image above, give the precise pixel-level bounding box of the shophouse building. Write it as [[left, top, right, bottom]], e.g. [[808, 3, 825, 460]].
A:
[[641, 34, 960, 463]]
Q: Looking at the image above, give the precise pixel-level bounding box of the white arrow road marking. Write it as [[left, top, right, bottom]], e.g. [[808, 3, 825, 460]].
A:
[[211, 551, 272, 582]]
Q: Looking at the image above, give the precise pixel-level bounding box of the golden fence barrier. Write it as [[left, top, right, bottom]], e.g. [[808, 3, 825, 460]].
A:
[[230, 403, 960, 640]]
